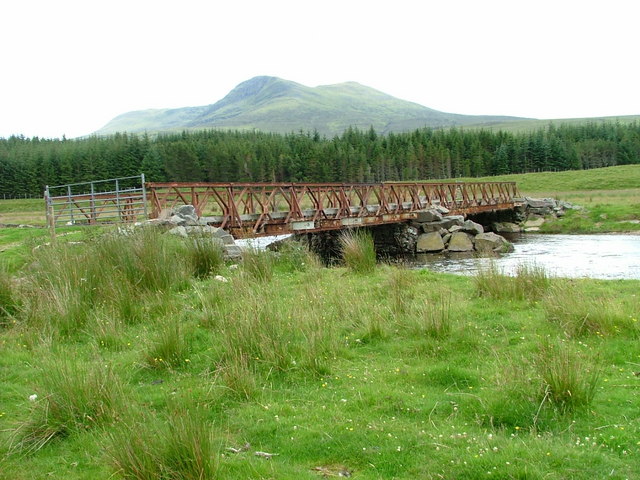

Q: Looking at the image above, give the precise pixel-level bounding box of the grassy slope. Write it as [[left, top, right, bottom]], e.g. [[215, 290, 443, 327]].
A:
[[0, 240, 638, 479], [456, 165, 640, 233], [461, 115, 640, 133]]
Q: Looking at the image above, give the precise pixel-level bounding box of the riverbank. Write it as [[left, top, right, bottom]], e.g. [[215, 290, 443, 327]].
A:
[[1, 230, 639, 479]]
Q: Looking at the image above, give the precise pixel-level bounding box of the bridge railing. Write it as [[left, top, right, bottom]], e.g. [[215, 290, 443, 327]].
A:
[[147, 181, 519, 238]]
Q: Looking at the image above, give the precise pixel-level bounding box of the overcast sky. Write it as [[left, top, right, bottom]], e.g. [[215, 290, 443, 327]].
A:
[[1, 0, 638, 139]]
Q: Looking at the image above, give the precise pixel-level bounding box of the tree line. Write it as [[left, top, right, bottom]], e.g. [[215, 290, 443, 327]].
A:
[[1, 121, 639, 197]]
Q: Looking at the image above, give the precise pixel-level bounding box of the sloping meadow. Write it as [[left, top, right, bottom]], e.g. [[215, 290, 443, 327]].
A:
[[0, 228, 639, 479]]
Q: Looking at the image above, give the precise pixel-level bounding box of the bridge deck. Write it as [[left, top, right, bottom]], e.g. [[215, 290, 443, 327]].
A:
[[147, 181, 519, 238]]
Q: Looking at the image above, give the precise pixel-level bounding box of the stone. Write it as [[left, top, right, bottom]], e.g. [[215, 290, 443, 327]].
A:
[[493, 222, 521, 233], [416, 232, 445, 252], [183, 214, 200, 226], [474, 232, 514, 253], [523, 217, 545, 228], [442, 233, 452, 245], [224, 244, 243, 259], [524, 227, 540, 232], [415, 209, 443, 223], [433, 204, 450, 215], [169, 214, 187, 226], [168, 226, 188, 238], [447, 232, 474, 252], [525, 197, 557, 209], [440, 215, 465, 230], [175, 205, 197, 217], [462, 219, 484, 235]]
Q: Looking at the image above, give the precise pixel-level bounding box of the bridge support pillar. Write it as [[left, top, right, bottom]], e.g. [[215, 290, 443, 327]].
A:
[[296, 223, 418, 264]]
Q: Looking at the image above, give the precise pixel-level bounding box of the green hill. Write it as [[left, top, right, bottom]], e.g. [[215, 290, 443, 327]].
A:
[[95, 76, 528, 137]]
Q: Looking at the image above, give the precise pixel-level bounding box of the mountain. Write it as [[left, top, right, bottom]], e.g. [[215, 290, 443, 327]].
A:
[[95, 76, 529, 137]]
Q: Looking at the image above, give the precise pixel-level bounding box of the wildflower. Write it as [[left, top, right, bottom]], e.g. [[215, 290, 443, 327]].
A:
[[29, 394, 38, 402]]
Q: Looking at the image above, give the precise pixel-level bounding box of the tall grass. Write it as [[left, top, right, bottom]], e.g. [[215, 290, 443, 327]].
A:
[[340, 228, 376, 274], [413, 293, 454, 338], [536, 341, 600, 413], [108, 408, 218, 480], [10, 358, 125, 454], [184, 234, 225, 279], [240, 246, 274, 281], [144, 318, 192, 370], [0, 268, 19, 326], [474, 262, 550, 301], [543, 281, 636, 336], [386, 267, 414, 316]]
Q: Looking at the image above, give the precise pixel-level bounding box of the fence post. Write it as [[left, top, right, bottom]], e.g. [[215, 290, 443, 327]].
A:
[[141, 173, 148, 219], [44, 186, 56, 241]]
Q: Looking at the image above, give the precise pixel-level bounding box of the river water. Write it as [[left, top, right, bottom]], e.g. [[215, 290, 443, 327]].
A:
[[239, 233, 640, 280], [413, 234, 640, 280]]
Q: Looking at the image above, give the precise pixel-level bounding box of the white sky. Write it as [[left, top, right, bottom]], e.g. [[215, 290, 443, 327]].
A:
[[1, 0, 638, 139]]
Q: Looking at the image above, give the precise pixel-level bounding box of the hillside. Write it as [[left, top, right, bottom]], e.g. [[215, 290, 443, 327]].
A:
[[95, 76, 527, 137]]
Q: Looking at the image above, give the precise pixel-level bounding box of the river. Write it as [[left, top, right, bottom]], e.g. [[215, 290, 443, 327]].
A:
[[413, 234, 640, 280]]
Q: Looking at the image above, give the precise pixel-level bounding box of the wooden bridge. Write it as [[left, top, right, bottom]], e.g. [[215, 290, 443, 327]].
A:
[[147, 181, 519, 238]]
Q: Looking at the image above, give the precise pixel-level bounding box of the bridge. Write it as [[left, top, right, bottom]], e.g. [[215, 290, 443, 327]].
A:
[[147, 181, 519, 238]]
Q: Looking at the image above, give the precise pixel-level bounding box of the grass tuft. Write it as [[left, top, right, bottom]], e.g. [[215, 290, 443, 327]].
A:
[[107, 408, 218, 480], [184, 234, 226, 279], [474, 261, 550, 301], [543, 282, 635, 336], [10, 359, 124, 454], [240, 246, 274, 282], [340, 228, 376, 274], [536, 341, 600, 413]]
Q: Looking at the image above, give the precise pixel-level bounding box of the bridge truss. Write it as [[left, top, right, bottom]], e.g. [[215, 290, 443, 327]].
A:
[[147, 181, 519, 238]]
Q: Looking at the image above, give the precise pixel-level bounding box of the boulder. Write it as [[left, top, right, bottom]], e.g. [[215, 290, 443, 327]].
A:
[[433, 204, 450, 215], [523, 216, 545, 228], [415, 209, 443, 223], [474, 232, 514, 253], [416, 232, 445, 252], [493, 222, 521, 233], [169, 214, 187, 226], [461, 219, 484, 235], [168, 226, 188, 238], [525, 197, 557, 216], [175, 205, 197, 217], [224, 245, 243, 259], [440, 215, 465, 230], [447, 232, 474, 252]]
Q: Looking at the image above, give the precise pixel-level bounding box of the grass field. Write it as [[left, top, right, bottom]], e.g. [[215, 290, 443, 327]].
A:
[[0, 166, 639, 478], [0, 230, 638, 479]]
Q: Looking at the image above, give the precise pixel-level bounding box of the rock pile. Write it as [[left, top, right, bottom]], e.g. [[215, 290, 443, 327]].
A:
[[494, 197, 582, 233], [139, 205, 242, 259], [413, 208, 513, 254]]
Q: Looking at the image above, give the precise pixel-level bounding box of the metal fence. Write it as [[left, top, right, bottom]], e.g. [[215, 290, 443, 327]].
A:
[[44, 174, 147, 227]]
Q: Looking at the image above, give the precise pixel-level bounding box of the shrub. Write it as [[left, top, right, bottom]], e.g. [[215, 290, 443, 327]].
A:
[[340, 228, 376, 274]]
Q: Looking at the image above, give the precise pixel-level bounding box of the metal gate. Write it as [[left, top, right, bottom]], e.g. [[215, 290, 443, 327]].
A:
[[44, 174, 147, 227]]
